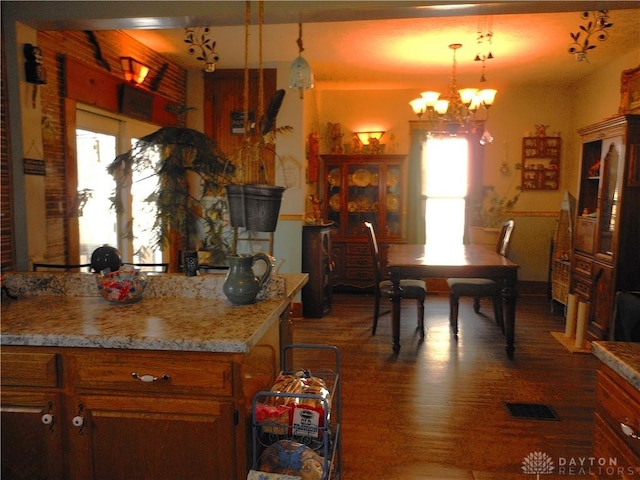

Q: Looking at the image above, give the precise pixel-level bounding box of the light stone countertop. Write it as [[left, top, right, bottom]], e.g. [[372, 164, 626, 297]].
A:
[[592, 341, 640, 391], [1, 272, 308, 353]]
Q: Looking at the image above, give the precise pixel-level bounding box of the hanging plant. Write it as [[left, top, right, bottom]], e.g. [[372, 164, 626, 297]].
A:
[[107, 127, 235, 259]]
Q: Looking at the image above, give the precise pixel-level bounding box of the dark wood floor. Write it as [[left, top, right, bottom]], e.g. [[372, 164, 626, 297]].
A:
[[290, 292, 600, 480]]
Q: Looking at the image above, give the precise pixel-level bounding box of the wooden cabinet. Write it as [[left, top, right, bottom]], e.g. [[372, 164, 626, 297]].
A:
[[320, 154, 407, 289], [571, 115, 640, 340], [521, 136, 561, 190], [302, 223, 334, 317], [1, 317, 283, 479], [593, 363, 640, 479]]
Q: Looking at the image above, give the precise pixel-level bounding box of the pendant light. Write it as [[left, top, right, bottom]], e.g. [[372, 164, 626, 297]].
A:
[[289, 23, 314, 99]]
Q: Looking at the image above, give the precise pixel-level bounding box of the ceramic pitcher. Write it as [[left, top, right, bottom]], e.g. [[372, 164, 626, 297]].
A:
[[223, 253, 272, 305]]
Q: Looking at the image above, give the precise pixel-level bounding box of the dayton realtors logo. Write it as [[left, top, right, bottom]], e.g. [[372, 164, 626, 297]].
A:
[[522, 451, 640, 477]]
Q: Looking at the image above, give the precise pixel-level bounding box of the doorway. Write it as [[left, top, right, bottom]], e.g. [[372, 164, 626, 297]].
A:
[[75, 108, 160, 265]]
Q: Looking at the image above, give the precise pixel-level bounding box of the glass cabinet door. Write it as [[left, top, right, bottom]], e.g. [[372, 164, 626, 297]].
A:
[[326, 165, 342, 230], [384, 164, 402, 237], [596, 137, 623, 258], [347, 164, 379, 235]]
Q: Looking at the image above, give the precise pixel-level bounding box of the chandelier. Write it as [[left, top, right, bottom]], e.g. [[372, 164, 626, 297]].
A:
[[409, 44, 496, 140]]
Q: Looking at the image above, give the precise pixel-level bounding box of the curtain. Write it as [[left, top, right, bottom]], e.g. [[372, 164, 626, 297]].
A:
[[407, 125, 426, 244]]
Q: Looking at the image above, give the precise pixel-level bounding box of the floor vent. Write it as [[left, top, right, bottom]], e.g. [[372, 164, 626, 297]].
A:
[[505, 403, 559, 421]]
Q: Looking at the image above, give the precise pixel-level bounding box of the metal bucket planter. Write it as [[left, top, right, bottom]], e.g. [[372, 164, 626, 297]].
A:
[[225, 184, 246, 228], [225, 184, 285, 232]]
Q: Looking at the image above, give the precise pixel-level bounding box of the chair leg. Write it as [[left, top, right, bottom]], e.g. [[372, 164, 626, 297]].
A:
[[473, 297, 481, 313], [449, 293, 459, 335], [492, 294, 505, 333], [417, 295, 425, 338], [372, 292, 381, 335]]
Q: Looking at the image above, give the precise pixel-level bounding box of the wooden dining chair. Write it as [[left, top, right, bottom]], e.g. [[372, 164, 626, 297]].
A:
[[446, 219, 515, 336], [363, 221, 427, 337]]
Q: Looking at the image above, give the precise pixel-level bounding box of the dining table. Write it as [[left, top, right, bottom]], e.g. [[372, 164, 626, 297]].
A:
[[386, 243, 519, 357]]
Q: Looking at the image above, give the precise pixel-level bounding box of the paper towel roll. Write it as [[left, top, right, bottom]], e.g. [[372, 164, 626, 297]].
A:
[[564, 293, 578, 338], [575, 301, 589, 349]]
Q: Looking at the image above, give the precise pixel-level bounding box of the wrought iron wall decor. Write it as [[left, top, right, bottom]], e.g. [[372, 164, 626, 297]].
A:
[[185, 27, 219, 72], [568, 10, 613, 62]]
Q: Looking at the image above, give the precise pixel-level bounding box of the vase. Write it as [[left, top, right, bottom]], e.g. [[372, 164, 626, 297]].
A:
[[223, 253, 272, 305]]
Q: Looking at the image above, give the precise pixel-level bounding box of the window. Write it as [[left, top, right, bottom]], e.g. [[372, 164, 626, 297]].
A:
[[422, 137, 468, 245], [75, 108, 161, 265]]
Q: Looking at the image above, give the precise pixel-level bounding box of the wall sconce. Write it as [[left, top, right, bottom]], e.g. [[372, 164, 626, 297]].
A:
[[355, 131, 385, 145], [119, 57, 150, 85]]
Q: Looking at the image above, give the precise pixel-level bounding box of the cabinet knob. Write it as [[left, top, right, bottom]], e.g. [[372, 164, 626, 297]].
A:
[[131, 372, 170, 383], [41, 413, 54, 425], [620, 422, 640, 440], [72, 415, 84, 428]]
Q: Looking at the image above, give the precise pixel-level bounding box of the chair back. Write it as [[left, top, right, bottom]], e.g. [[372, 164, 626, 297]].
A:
[[363, 222, 384, 284], [496, 220, 515, 257]]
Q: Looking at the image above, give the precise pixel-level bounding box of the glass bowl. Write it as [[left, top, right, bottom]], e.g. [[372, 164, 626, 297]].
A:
[[96, 269, 147, 304]]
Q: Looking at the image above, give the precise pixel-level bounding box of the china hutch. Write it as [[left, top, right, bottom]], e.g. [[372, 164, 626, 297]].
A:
[[320, 154, 407, 289], [571, 115, 640, 341]]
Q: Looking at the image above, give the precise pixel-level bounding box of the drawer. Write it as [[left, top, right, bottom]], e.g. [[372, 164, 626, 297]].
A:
[[70, 351, 233, 397], [573, 276, 592, 300], [596, 366, 640, 458], [593, 414, 639, 479], [346, 243, 370, 256], [345, 267, 374, 281], [0, 351, 59, 388], [573, 254, 593, 277], [346, 255, 372, 268]]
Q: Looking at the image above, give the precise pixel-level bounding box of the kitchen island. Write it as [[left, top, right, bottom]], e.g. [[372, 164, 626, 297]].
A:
[[591, 341, 640, 478], [1, 272, 307, 480]]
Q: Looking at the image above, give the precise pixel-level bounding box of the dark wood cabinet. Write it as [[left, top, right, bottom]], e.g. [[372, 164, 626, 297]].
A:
[[320, 154, 407, 289], [302, 223, 333, 317], [592, 363, 640, 478], [571, 115, 640, 340]]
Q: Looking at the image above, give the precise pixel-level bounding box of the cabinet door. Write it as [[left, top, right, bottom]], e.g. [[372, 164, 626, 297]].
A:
[[590, 262, 615, 340], [347, 163, 379, 236], [69, 394, 236, 480], [596, 136, 625, 259], [1, 391, 64, 480]]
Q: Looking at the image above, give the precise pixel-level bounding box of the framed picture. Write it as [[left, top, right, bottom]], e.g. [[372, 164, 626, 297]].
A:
[[230, 111, 255, 135], [619, 66, 640, 115]]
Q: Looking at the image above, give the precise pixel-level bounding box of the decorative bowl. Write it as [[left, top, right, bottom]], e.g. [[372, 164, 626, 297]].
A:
[[96, 268, 147, 304]]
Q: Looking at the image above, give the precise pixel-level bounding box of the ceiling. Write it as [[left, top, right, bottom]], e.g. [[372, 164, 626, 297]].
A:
[[6, 1, 640, 91], [119, 2, 640, 91]]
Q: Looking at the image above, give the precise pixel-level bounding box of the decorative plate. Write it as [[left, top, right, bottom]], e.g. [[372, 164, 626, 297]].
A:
[[352, 168, 372, 187], [386, 170, 399, 187], [387, 194, 399, 212], [328, 168, 340, 187], [348, 201, 358, 212], [329, 193, 341, 212]]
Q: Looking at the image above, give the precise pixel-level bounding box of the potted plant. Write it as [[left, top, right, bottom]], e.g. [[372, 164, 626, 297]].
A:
[[107, 127, 235, 270], [224, 89, 291, 233], [470, 186, 520, 245]]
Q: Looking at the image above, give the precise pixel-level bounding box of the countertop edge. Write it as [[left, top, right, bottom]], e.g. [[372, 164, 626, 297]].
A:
[[592, 341, 640, 391]]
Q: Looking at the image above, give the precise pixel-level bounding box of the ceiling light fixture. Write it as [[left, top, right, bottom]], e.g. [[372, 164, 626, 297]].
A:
[[185, 27, 220, 73], [568, 10, 613, 62], [409, 44, 497, 141], [289, 23, 314, 99], [474, 16, 494, 82], [119, 56, 150, 86]]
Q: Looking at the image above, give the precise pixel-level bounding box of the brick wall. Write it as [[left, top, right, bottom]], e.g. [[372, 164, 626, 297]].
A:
[[1, 44, 14, 271]]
